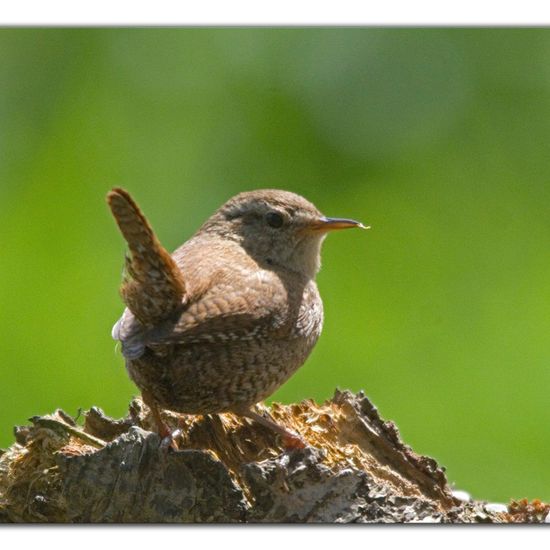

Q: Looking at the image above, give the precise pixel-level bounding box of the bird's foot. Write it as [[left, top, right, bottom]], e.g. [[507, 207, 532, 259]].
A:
[[141, 391, 182, 451], [159, 427, 182, 452], [237, 407, 308, 450]]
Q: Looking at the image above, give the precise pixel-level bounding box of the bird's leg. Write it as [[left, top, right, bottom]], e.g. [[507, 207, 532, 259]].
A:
[[141, 390, 180, 450], [237, 407, 306, 450]]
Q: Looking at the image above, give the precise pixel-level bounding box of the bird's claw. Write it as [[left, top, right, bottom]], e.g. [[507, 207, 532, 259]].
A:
[[159, 428, 182, 452]]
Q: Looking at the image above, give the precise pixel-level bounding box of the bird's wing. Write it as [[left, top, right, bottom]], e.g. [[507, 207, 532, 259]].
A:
[[112, 268, 291, 358], [146, 269, 290, 346]]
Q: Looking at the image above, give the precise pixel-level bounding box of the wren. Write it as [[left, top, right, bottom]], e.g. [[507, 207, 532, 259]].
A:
[[107, 188, 366, 448]]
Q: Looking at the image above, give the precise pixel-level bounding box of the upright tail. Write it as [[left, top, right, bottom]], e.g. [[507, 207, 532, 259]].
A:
[[107, 188, 186, 327]]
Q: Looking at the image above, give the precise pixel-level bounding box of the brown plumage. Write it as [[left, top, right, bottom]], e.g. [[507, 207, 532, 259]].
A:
[[107, 188, 365, 448], [107, 189, 185, 327]]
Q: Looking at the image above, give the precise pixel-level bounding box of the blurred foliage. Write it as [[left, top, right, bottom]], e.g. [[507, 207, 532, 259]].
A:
[[1, 28, 549, 503]]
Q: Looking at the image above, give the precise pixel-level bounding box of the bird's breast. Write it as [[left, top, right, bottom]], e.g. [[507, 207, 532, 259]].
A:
[[291, 281, 324, 341]]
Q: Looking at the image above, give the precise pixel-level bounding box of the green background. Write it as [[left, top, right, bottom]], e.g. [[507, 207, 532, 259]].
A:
[[1, 28, 549, 503]]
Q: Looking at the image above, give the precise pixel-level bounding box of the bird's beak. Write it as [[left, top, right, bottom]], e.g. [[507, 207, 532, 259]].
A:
[[309, 216, 369, 232]]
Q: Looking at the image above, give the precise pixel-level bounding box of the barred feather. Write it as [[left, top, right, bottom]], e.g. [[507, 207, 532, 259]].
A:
[[107, 188, 186, 327]]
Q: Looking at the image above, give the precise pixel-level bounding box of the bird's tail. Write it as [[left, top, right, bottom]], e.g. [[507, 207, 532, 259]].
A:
[[107, 188, 186, 327]]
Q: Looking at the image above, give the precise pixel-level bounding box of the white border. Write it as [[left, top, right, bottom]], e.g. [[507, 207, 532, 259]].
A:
[[2, 0, 550, 25], [1, 525, 548, 548]]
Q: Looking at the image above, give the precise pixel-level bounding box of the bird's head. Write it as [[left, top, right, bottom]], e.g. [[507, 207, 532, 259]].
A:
[[200, 189, 367, 279]]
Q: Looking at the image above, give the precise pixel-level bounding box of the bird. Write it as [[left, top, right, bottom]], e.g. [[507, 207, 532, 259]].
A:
[[107, 187, 366, 448]]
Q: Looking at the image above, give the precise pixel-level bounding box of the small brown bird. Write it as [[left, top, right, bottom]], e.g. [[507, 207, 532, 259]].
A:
[[107, 188, 366, 448]]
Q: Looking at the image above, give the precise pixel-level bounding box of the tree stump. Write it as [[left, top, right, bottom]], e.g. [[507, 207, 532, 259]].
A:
[[0, 389, 545, 523]]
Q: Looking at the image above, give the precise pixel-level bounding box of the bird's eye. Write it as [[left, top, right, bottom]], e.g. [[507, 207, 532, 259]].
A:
[[266, 212, 284, 228]]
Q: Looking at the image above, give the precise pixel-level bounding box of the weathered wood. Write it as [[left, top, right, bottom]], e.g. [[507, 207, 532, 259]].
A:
[[0, 390, 540, 523]]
